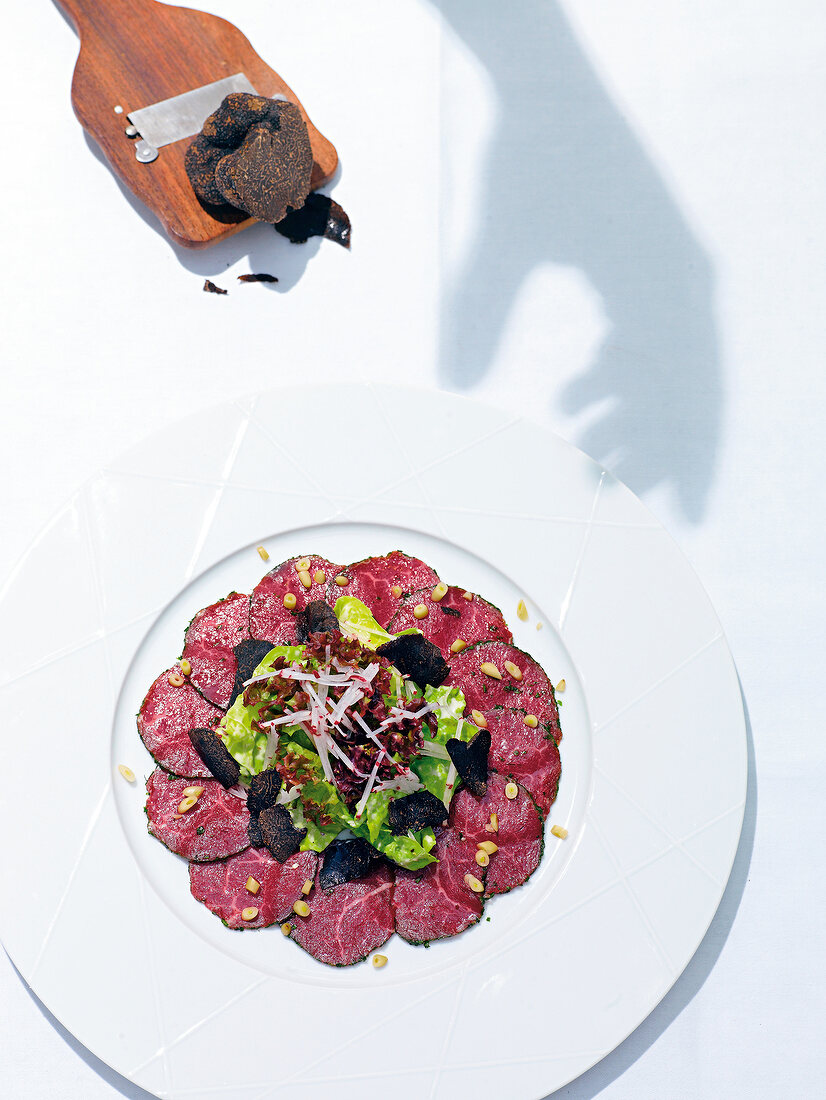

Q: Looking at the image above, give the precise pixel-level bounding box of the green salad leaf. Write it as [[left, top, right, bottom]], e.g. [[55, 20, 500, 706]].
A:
[[221, 645, 303, 779], [411, 683, 478, 802], [333, 596, 394, 649]]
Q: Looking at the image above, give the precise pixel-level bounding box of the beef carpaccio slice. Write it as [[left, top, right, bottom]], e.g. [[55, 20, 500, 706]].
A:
[[450, 773, 543, 896], [389, 587, 512, 658], [249, 555, 342, 643], [337, 551, 440, 628], [393, 827, 485, 944], [447, 641, 555, 715], [181, 592, 251, 708], [190, 847, 317, 929], [145, 769, 250, 862], [289, 862, 394, 966], [137, 670, 221, 778], [483, 706, 562, 817]]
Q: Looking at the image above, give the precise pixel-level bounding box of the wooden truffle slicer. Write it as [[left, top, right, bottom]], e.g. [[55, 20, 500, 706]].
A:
[[55, 0, 338, 248]]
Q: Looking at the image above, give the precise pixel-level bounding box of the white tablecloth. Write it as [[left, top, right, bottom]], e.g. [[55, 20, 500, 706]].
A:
[[2, 1, 823, 1096]]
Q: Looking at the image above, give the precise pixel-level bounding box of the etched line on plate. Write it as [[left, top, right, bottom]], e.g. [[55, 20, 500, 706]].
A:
[[128, 975, 270, 1076], [427, 962, 470, 1100], [244, 407, 341, 511], [137, 874, 173, 1097], [593, 631, 725, 736], [558, 471, 605, 631], [588, 813, 678, 975], [184, 414, 251, 579], [249, 974, 459, 1099], [29, 783, 111, 980]]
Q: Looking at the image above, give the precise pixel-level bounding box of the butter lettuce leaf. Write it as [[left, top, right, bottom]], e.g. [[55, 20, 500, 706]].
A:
[[333, 596, 394, 649]]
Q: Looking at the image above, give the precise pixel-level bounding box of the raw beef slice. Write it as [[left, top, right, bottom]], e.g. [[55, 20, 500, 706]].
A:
[[389, 587, 512, 658], [182, 592, 251, 708], [289, 863, 394, 966], [338, 551, 440, 628], [483, 706, 562, 817], [145, 769, 250, 862], [249, 555, 342, 642], [447, 641, 555, 714], [450, 773, 543, 896], [137, 669, 222, 778], [393, 827, 486, 943], [190, 847, 317, 929]]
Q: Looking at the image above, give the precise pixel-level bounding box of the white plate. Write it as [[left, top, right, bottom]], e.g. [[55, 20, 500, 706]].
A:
[[0, 384, 746, 1099]]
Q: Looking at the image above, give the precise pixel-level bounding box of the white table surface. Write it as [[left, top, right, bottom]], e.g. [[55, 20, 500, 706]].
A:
[[2, 1, 824, 1097]]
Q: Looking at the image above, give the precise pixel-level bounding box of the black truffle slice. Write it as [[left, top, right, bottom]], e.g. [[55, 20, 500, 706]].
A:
[[295, 600, 340, 644], [246, 768, 283, 816], [388, 789, 449, 836], [376, 634, 450, 688], [318, 838, 379, 891], [258, 804, 307, 863], [440, 605, 461, 618], [275, 193, 352, 248], [445, 729, 491, 798], [237, 273, 278, 283], [229, 638, 275, 706], [187, 727, 241, 789], [213, 104, 313, 223], [248, 813, 264, 849]]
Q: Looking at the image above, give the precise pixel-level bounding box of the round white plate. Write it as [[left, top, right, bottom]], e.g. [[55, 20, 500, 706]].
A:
[[0, 384, 746, 1100]]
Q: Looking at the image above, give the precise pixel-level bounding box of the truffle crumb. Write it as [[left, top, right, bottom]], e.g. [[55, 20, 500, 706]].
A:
[[237, 273, 279, 283], [275, 193, 351, 249], [203, 279, 228, 295]]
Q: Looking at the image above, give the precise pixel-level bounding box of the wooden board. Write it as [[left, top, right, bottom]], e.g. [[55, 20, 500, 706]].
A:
[[56, 0, 338, 249]]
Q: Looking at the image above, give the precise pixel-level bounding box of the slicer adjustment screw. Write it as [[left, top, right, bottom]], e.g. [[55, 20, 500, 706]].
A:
[[124, 125, 138, 138]]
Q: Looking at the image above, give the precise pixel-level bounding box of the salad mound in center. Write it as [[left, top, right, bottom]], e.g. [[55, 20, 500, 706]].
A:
[[222, 596, 478, 871]]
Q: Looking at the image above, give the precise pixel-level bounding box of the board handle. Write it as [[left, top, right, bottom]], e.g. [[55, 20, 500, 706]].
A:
[[55, 0, 157, 38]]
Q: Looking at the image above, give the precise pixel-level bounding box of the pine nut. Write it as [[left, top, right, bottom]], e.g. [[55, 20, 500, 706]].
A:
[[504, 661, 523, 681], [462, 591, 473, 601], [471, 710, 488, 728], [505, 782, 519, 800], [182, 785, 204, 798], [523, 714, 538, 728], [556, 679, 566, 693], [536, 621, 544, 631], [178, 795, 198, 814], [372, 954, 388, 968], [551, 825, 569, 840], [283, 593, 297, 610], [246, 877, 260, 894], [117, 764, 135, 783], [516, 599, 528, 621], [180, 658, 192, 676], [293, 900, 310, 917], [477, 841, 498, 855], [313, 569, 326, 584], [298, 570, 312, 589], [168, 671, 185, 687], [391, 585, 402, 597], [450, 638, 467, 654], [257, 546, 270, 561], [281, 922, 292, 935], [475, 850, 489, 867], [297, 558, 311, 571], [480, 662, 501, 680], [334, 574, 349, 587], [413, 603, 429, 619], [464, 873, 484, 893], [431, 582, 448, 602], [241, 907, 259, 921], [301, 879, 313, 896]]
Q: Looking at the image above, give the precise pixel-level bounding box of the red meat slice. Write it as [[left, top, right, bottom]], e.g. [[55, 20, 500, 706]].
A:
[[393, 827, 485, 943], [288, 862, 394, 966], [145, 769, 250, 862], [483, 706, 562, 817], [339, 551, 440, 628], [190, 847, 317, 929], [181, 592, 251, 708], [447, 641, 555, 714], [249, 555, 342, 643], [137, 670, 222, 778], [389, 586, 512, 658], [450, 773, 543, 896]]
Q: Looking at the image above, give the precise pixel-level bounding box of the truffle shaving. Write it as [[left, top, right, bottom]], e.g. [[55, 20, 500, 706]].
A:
[[188, 727, 241, 789], [275, 193, 352, 248], [445, 728, 491, 798], [294, 600, 340, 644], [258, 804, 307, 863], [376, 633, 449, 688], [230, 638, 275, 706], [246, 768, 283, 816], [319, 838, 379, 891], [388, 789, 449, 836]]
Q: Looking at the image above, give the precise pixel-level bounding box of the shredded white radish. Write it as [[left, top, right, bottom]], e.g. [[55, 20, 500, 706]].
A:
[[418, 742, 450, 760]]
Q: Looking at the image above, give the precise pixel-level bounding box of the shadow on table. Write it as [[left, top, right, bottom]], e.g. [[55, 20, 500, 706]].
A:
[[435, 0, 722, 522], [547, 680, 757, 1098], [7, 952, 155, 1099]]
